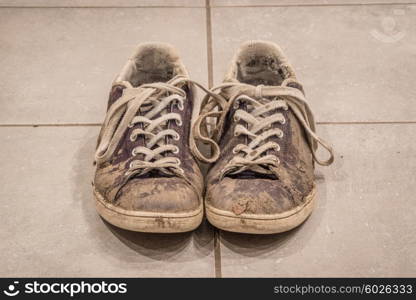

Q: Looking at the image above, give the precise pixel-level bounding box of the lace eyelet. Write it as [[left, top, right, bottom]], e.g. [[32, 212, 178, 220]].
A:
[[280, 132, 284, 138], [176, 119, 183, 126], [173, 146, 179, 154], [174, 134, 180, 141], [175, 158, 181, 165], [232, 147, 238, 154], [130, 134, 137, 142], [131, 149, 137, 156], [129, 161, 135, 169], [128, 123, 134, 128], [281, 118, 286, 125]]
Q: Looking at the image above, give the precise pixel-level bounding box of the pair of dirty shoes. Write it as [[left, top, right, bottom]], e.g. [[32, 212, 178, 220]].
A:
[[93, 41, 333, 234]]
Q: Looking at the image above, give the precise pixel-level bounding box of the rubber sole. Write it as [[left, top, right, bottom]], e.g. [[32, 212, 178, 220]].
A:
[[206, 186, 316, 234], [94, 188, 203, 233]]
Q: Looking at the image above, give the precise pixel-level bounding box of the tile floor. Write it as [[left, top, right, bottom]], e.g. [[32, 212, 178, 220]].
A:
[[0, 0, 415, 277]]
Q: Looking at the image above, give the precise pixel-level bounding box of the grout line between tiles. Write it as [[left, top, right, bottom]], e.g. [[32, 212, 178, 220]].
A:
[[0, 123, 102, 127], [214, 229, 223, 278], [211, 2, 416, 8], [316, 121, 416, 125], [0, 121, 415, 128], [205, 0, 214, 89], [0, 5, 203, 8], [1, 2, 414, 8], [206, 0, 222, 279]]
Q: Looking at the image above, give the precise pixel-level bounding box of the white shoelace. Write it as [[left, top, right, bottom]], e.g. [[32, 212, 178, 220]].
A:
[[95, 76, 188, 178], [95, 75, 220, 178], [95, 76, 334, 182], [191, 81, 334, 177]]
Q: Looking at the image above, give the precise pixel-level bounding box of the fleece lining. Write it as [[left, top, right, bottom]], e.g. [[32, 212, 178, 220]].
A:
[[224, 40, 298, 86], [115, 43, 188, 87]]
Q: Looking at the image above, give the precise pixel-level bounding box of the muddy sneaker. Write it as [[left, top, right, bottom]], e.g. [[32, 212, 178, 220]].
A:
[[93, 43, 204, 233], [192, 41, 334, 234]]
